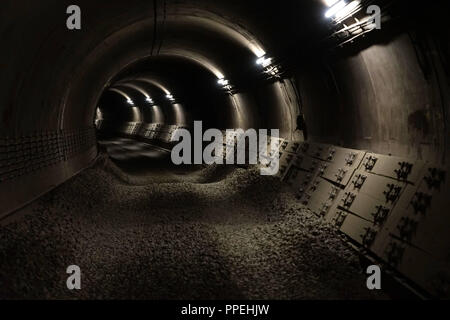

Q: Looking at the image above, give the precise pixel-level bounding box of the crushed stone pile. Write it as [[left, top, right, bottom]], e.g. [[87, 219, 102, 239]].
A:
[[0, 156, 388, 299]]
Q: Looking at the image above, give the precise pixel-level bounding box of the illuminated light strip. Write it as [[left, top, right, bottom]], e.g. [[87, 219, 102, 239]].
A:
[[324, 0, 340, 7], [325, 0, 347, 18], [166, 94, 175, 102], [335, 0, 361, 19], [217, 78, 229, 86], [256, 56, 272, 68]]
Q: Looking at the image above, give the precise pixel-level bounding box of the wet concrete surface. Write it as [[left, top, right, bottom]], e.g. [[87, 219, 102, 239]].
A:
[[0, 143, 389, 299]]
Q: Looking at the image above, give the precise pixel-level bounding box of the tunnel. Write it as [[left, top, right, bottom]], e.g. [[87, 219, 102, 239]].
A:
[[0, 0, 449, 301]]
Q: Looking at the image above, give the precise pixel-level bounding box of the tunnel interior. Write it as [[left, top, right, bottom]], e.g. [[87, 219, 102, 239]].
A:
[[0, 0, 449, 300]]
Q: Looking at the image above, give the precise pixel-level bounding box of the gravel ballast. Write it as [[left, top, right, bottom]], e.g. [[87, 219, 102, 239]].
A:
[[0, 154, 388, 299]]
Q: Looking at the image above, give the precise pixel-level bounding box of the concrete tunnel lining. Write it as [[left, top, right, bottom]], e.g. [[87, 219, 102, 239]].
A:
[[0, 0, 449, 301]]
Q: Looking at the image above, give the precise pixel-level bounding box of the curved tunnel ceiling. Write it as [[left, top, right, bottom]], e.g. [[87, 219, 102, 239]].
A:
[[0, 0, 331, 134], [107, 88, 135, 104], [73, 9, 269, 129], [2, 0, 308, 135], [2, 0, 446, 153], [126, 78, 172, 96], [170, 15, 267, 58]]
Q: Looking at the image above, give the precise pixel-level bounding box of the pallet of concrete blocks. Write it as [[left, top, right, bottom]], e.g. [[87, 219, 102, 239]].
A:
[[145, 124, 155, 137], [324, 169, 409, 248], [266, 136, 285, 158], [152, 124, 164, 140], [327, 209, 381, 249], [169, 125, 181, 141], [221, 144, 254, 166], [230, 134, 281, 169], [274, 150, 296, 179], [146, 125, 155, 138], [359, 152, 426, 185], [326, 152, 428, 246], [145, 124, 157, 139], [129, 122, 138, 135], [371, 234, 450, 299], [258, 149, 281, 177], [283, 163, 316, 197], [126, 122, 134, 135], [158, 125, 176, 142], [302, 142, 332, 161], [292, 152, 324, 173], [375, 165, 450, 274], [297, 174, 342, 217], [132, 123, 142, 135], [241, 131, 265, 161], [240, 134, 282, 168], [318, 147, 366, 188], [136, 124, 147, 137], [279, 140, 302, 155], [281, 149, 329, 200]]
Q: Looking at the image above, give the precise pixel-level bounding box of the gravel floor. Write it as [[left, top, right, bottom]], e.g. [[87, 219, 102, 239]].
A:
[[0, 153, 388, 299]]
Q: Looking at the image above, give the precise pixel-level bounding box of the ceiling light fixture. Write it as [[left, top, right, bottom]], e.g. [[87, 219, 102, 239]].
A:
[[217, 78, 229, 86], [256, 56, 272, 68], [335, 0, 360, 19], [325, 0, 347, 18], [323, 0, 340, 7], [166, 94, 175, 102]]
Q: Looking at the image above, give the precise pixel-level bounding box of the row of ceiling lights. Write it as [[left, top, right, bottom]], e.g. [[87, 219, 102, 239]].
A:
[[122, 1, 366, 106], [323, 0, 383, 45], [324, 0, 362, 19], [212, 0, 374, 93], [125, 53, 280, 104], [125, 53, 280, 105], [119, 1, 382, 107], [216, 54, 280, 94], [125, 92, 175, 106]]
